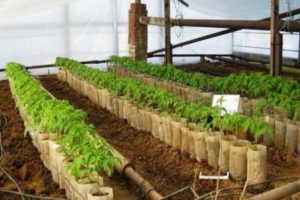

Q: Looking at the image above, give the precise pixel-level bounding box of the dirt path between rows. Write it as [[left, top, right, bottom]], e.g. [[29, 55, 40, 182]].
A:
[[40, 75, 241, 200], [2, 71, 299, 200], [0, 80, 66, 200]]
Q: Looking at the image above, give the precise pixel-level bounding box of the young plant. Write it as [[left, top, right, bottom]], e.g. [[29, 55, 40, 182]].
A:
[[57, 57, 275, 143], [7, 62, 117, 181]]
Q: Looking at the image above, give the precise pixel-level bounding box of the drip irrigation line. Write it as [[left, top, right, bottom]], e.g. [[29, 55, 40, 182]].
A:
[[161, 185, 202, 199], [202, 192, 243, 200], [0, 188, 68, 200], [161, 186, 197, 199], [239, 179, 249, 200], [0, 111, 7, 130], [0, 165, 25, 200], [190, 187, 200, 199], [161, 186, 190, 199], [0, 111, 7, 156], [197, 176, 300, 200], [0, 131, 3, 156]]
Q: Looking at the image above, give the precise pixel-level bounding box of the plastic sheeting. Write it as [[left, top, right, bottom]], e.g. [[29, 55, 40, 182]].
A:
[[0, 0, 161, 68], [169, 0, 232, 64], [233, 30, 300, 58], [0, 0, 232, 69], [0, 0, 299, 80], [188, 0, 300, 59], [0, 0, 74, 22], [188, 0, 300, 20]]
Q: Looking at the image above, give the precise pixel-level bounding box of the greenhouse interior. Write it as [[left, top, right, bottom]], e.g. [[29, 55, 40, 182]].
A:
[[0, 0, 300, 199]]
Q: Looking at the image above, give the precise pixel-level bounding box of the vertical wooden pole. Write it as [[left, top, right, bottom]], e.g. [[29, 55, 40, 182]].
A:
[[164, 0, 173, 65], [270, 0, 283, 76], [128, 0, 148, 60]]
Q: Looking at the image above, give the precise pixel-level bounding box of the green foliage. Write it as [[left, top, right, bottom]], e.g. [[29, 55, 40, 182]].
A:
[[6, 62, 116, 180], [109, 56, 208, 90], [248, 118, 274, 143], [253, 99, 270, 117], [109, 56, 300, 121], [58, 57, 274, 142], [109, 56, 300, 97], [293, 102, 300, 121]]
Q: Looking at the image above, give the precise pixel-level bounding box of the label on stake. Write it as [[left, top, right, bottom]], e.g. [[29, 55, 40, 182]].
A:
[[212, 95, 243, 116]]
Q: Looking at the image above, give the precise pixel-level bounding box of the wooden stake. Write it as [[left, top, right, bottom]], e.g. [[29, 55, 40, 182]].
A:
[[270, 0, 283, 76], [164, 0, 172, 65]]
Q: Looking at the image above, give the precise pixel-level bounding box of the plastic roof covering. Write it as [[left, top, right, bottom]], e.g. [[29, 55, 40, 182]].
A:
[[0, 0, 75, 21], [187, 0, 300, 58], [0, 0, 299, 80], [1, 0, 297, 21], [188, 0, 300, 20]]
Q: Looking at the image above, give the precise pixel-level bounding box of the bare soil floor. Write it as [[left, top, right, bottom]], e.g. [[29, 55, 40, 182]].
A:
[[1, 74, 299, 200], [40, 75, 241, 200], [0, 80, 66, 199], [178, 61, 300, 81], [40, 75, 300, 199]]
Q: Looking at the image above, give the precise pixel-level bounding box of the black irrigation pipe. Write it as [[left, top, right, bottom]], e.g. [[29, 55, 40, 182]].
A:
[[0, 60, 108, 72], [151, 54, 233, 57], [0, 57, 228, 77]]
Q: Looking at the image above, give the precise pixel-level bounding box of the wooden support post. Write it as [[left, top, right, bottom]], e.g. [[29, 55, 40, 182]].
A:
[[128, 0, 148, 61], [164, 0, 172, 65], [270, 0, 283, 76], [140, 16, 300, 31], [146, 8, 300, 56]]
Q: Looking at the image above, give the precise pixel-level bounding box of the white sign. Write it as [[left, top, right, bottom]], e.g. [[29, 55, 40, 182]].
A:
[[199, 171, 229, 180], [212, 95, 243, 116]]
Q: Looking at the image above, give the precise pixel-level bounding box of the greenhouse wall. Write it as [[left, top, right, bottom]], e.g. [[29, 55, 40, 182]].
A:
[[0, 0, 232, 72], [233, 30, 300, 59], [0, 0, 299, 80]]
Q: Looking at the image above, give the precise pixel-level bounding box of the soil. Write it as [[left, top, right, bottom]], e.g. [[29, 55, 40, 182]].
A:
[[0, 80, 66, 199], [40, 75, 300, 199], [2, 73, 298, 199], [178, 60, 300, 81], [39, 75, 241, 199]]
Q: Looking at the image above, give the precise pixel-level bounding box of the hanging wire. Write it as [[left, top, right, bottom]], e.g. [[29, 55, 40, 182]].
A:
[[280, 0, 295, 33], [172, 0, 184, 42]]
